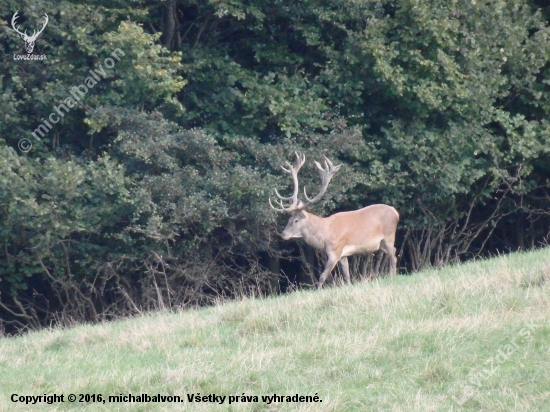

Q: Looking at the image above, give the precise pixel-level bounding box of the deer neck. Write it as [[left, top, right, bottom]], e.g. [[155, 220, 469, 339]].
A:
[[301, 211, 329, 251]]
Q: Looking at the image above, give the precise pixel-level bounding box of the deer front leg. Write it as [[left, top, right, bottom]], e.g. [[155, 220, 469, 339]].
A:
[[317, 254, 339, 289]]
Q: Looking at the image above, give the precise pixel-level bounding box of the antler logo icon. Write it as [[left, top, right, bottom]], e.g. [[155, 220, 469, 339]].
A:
[[11, 11, 49, 54]]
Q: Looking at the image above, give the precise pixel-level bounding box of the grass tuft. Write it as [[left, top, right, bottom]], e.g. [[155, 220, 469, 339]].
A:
[[521, 264, 550, 289]]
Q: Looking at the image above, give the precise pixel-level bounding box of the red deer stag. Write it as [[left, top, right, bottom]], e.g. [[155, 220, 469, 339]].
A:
[[270, 153, 399, 289]]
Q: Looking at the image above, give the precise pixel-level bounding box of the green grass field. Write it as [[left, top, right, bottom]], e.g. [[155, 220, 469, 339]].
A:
[[1, 248, 549, 411]]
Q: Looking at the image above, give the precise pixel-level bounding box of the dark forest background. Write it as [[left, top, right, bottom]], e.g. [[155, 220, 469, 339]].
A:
[[1, 0, 549, 334]]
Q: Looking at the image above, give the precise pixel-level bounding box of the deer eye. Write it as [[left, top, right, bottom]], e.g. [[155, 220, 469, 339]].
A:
[[294, 219, 299, 223]]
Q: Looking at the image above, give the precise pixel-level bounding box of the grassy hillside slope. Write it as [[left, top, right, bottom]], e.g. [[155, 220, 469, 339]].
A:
[[1, 249, 550, 411]]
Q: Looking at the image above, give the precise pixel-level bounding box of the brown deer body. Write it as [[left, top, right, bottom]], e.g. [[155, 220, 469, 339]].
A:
[[271, 153, 399, 289]]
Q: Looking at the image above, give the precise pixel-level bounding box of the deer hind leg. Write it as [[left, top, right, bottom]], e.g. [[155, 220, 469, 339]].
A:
[[380, 239, 397, 276], [373, 250, 384, 277], [318, 254, 340, 289], [338, 257, 351, 285]]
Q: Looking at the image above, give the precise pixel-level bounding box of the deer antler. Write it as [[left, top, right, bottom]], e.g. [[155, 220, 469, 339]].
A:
[[11, 11, 27, 38], [269, 152, 306, 212], [11, 12, 48, 40], [270, 153, 341, 213], [302, 155, 342, 208], [28, 13, 48, 41]]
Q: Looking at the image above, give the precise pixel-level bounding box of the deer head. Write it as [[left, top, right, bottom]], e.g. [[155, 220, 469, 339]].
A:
[[269, 152, 341, 239]]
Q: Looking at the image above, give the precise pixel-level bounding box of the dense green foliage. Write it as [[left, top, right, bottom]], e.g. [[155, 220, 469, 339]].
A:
[[1, 0, 549, 332]]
